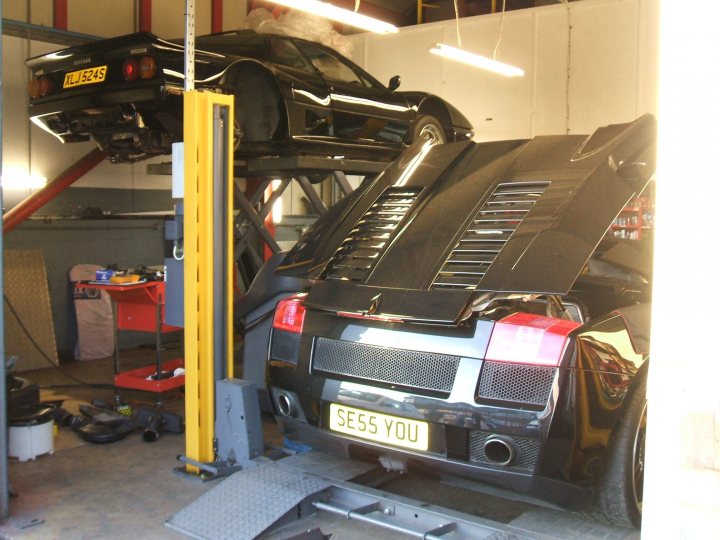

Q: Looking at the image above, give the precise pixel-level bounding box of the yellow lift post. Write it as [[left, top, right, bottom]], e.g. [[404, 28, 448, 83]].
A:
[[182, 90, 235, 474]]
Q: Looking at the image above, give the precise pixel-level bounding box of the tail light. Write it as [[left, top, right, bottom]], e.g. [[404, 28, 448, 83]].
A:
[[123, 58, 139, 81], [485, 312, 581, 367], [123, 56, 156, 81], [138, 56, 157, 79], [272, 294, 307, 334], [28, 76, 53, 99]]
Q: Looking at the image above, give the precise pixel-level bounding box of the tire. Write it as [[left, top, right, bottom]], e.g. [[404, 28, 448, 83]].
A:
[[412, 115, 447, 144], [232, 72, 281, 147], [595, 376, 647, 528]]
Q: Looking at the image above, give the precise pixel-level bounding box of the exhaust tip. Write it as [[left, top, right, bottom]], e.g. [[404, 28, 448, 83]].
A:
[[276, 392, 294, 417], [483, 437, 516, 466]]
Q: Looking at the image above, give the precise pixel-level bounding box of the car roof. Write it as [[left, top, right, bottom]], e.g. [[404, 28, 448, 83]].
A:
[[191, 30, 384, 88]]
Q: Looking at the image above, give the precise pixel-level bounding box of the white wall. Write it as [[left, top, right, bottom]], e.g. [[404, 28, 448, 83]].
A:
[[349, 0, 659, 140]]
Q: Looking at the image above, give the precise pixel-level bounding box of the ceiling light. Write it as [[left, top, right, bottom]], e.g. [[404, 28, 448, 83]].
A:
[[429, 43, 524, 77], [268, 0, 398, 34]]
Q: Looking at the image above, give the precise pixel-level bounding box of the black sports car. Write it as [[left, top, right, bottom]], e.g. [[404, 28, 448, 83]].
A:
[[26, 30, 473, 163], [239, 114, 655, 528]]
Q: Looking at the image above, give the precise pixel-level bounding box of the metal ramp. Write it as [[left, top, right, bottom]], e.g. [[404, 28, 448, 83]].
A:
[[166, 461, 331, 540], [166, 453, 554, 540]]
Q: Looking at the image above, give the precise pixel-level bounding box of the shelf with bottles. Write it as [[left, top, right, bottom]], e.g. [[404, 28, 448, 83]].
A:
[[610, 190, 654, 241]]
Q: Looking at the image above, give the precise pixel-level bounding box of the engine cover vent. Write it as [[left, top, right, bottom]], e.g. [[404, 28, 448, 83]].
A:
[[431, 181, 550, 290], [322, 187, 422, 282]]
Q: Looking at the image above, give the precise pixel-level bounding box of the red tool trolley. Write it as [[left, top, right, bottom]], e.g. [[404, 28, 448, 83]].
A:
[[76, 280, 184, 392]]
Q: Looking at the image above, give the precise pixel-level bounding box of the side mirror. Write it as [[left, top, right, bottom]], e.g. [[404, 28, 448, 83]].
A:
[[388, 75, 401, 91]]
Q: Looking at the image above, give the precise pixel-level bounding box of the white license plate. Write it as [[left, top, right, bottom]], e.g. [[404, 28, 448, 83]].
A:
[[329, 403, 429, 451], [63, 66, 107, 88]]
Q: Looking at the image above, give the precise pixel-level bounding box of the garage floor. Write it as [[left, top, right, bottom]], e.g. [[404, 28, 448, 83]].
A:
[[2, 352, 639, 540]]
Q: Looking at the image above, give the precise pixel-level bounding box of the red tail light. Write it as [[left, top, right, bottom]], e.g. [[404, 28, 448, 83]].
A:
[[139, 56, 157, 79], [28, 76, 53, 99], [123, 58, 139, 81], [28, 78, 41, 99], [39, 76, 53, 96], [485, 312, 581, 367], [272, 294, 307, 334]]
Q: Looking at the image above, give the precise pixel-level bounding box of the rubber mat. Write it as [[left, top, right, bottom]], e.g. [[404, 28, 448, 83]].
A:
[[165, 461, 331, 540]]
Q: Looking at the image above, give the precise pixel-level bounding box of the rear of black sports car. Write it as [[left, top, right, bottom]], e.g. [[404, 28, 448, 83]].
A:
[[253, 115, 655, 528]]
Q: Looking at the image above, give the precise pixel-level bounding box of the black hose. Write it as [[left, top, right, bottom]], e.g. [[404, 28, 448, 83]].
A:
[[3, 294, 108, 388]]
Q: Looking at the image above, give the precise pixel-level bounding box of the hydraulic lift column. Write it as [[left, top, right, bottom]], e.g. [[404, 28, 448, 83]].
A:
[[182, 91, 236, 473]]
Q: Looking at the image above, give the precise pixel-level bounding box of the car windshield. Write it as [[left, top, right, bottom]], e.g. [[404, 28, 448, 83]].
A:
[[268, 39, 313, 73], [295, 42, 370, 87]]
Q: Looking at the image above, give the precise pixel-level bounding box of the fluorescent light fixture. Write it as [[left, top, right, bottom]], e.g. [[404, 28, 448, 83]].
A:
[[429, 43, 524, 77], [268, 0, 399, 34], [1, 169, 48, 189]]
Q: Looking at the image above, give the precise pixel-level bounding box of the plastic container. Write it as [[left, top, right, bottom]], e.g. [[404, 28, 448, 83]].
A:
[[95, 268, 115, 281], [9, 404, 56, 461]]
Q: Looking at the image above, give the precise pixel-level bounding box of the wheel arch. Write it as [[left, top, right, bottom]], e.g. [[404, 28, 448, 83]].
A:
[[220, 60, 290, 140], [415, 97, 453, 140]]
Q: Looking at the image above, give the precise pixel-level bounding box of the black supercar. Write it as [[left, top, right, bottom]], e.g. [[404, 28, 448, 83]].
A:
[[238, 114, 655, 528], [26, 29, 472, 163]]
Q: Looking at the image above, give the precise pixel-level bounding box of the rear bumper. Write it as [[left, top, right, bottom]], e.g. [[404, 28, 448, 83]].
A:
[[277, 415, 593, 510], [29, 84, 163, 119]]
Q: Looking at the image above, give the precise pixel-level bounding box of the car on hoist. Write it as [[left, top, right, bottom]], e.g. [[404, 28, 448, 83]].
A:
[[237, 114, 655, 528], [26, 29, 473, 163]]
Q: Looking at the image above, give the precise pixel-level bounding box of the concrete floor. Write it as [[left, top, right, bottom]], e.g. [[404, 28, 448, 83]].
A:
[[2, 351, 640, 540]]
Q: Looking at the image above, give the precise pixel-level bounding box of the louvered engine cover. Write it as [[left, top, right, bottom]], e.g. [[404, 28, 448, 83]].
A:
[[431, 182, 550, 290], [322, 187, 422, 282], [282, 115, 656, 323]]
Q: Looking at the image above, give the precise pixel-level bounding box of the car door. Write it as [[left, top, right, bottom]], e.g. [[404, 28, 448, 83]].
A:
[[265, 37, 333, 138], [293, 40, 412, 145]]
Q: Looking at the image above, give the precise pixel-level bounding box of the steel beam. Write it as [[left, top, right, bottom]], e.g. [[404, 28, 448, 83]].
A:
[[53, 0, 68, 30], [1, 18, 98, 45], [212, 0, 223, 33], [2, 148, 106, 235], [296, 176, 327, 215], [0, 9, 8, 522], [331, 0, 406, 26], [139, 0, 152, 32]]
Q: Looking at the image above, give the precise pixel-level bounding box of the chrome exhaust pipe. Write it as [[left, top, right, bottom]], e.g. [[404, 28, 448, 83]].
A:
[[276, 392, 295, 418], [483, 437, 516, 466]]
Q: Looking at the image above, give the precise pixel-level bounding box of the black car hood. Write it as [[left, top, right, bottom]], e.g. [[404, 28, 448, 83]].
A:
[[278, 115, 656, 324]]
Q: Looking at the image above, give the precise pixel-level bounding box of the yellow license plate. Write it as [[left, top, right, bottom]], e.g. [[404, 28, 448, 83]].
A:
[[63, 66, 107, 88], [329, 403, 429, 451]]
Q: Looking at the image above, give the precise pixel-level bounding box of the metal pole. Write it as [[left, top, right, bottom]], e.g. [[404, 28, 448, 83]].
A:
[[0, 4, 10, 521], [212, 104, 229, 381], [184, 0, 195, 91]]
